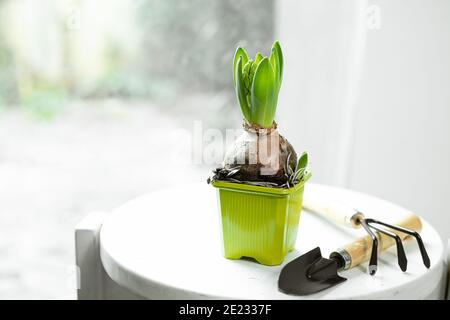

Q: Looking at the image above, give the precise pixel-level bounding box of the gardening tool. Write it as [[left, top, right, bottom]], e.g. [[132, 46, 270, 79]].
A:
[[302, 196, 430, 275], [278, 202, 430, 295]]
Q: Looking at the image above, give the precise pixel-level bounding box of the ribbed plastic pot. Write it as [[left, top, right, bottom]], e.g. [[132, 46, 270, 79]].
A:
[[211, 180, 307, 266]]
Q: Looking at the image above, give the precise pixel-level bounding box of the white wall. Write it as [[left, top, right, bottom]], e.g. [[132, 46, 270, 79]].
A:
[[276, 0, 450, 239]]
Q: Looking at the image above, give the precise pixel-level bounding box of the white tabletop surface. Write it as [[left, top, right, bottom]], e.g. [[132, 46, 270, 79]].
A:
[[100, 183, 446, 299]]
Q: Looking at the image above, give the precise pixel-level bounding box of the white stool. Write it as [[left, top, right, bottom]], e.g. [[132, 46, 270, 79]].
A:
[[75, 183, 447, 299]]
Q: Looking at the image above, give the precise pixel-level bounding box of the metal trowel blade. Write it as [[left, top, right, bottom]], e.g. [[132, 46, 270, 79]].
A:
[[278, 247, 347, 296]]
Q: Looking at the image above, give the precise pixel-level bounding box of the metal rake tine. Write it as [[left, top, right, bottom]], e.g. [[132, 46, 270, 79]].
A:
[[412, 233, 431, 268], [366, 219, 408, 272], [361, 220, 378, 275], [367, 218, 430, 268]]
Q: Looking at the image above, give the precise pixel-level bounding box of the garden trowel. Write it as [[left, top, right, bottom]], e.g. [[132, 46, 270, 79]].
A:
[[278, 246, 347, 295], [279, 214, 427, 296]]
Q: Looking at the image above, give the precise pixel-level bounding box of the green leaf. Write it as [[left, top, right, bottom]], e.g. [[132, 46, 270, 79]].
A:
[[235, 56, 251, 122], [269, 41, 283, 89], [242, 60, 255, 94], [250, 57, 276, 128], [233, 47, 248, 85], [297, 152, 308, 172], [292, 152, 310, 183], [255, 52, 263, 64]]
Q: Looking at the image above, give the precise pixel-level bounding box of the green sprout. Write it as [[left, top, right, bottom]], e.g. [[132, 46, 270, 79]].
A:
[[233, 41, 283, 128], [285, 151, 311, 188]]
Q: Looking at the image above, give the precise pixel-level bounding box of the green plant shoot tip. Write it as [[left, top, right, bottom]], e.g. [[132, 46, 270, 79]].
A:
[[233, 41, 283, 128]]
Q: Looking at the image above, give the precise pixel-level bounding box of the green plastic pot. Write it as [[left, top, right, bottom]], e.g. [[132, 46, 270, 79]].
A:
[[211, 179, 308, 266]]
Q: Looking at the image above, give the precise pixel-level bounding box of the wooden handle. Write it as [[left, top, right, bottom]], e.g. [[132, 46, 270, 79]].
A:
[[303, 193, 364, 229], [337, 214, 422, 269]]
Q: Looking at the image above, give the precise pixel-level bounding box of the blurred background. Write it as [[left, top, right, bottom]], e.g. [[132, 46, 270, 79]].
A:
[[0, 0, 448, 299]]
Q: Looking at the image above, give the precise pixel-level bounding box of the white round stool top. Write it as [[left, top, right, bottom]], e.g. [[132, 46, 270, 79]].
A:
[[100, 183, 445, 299]]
